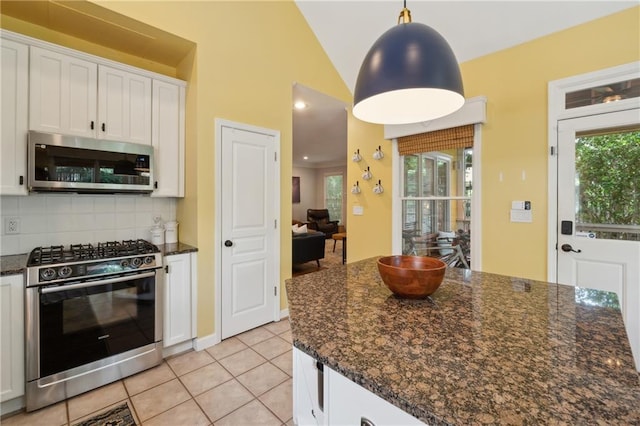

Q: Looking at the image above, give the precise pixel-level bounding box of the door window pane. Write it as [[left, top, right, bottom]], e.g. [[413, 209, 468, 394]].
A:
[[575, 127, 640, 241]]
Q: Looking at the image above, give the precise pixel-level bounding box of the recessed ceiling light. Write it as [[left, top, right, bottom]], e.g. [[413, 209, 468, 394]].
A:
[[303, 156, 309, 160], [294, 101, 307, 110]]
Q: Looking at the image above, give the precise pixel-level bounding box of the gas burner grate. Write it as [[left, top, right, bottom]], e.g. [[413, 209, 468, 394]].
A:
[[27, 239, 159, 266]]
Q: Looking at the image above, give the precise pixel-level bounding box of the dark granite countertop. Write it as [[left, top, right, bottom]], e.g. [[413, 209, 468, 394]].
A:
[[157, 242, 198, 256], [0, 253, 28, 276], [286, 257, 640, 425]]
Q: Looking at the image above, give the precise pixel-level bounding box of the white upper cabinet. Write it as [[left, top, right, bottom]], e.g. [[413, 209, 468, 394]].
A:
[[29, 46, 98, 138], [6, 29, 186, 197], [1, 38, 29, 195], [98, 66, 152, 145], [30, 46, 153, 145], [152, 80, 185, 197]]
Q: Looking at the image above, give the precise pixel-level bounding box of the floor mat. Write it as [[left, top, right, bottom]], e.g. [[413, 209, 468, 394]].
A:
[[72, 403, 135, 426]]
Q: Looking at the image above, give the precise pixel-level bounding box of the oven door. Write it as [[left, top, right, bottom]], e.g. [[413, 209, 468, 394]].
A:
[[28, 271, 160, 379]]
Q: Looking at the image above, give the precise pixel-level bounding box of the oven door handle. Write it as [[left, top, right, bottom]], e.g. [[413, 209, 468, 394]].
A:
[[40, 271, 156, 294]]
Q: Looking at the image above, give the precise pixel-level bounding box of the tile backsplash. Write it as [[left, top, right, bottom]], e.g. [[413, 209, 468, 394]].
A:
[[0, 194, 176, 255]]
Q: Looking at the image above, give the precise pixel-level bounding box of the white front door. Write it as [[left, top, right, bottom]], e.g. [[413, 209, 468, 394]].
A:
[[220, 123, 279, 339], [557, 108, 640, 369]]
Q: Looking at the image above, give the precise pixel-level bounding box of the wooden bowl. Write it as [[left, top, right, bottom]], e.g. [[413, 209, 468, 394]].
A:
[[377, 255, 446, 299]]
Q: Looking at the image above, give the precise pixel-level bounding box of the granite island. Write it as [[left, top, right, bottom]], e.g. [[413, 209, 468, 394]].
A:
[[286, 257, 640, 425]]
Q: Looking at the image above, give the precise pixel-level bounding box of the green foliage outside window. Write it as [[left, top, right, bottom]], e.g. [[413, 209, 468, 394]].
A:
[[575, 130, 639, 240]]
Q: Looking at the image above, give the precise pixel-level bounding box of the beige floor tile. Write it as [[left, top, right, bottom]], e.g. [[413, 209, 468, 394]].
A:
[[124, 362, 176, 396], [68, 381, 128, 421], [279, 330, 293, 343], [236, 362, 289, 397], [252, 336, 291, 360], [236, 326, 276, 346], [258, 379, 292, 422], [166, 349, 215, 376], [214, 399, 280, 426], [181, 362, 233, 396], [195, 379, 254, 421], [206, 336, 248, 360], [218, 348, 266, 376], [1, 401, 67, 426], [71, 400, 139, 426], [263, 319, 290, 335], [130, 378, 191, 421], [270, 350, 293, 377], [142, 399, 210, 426]]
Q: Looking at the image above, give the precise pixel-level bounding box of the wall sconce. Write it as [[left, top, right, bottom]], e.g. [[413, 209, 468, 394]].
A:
[[362, 166, 372, 181], [351, 181, 361, 194], [373, 146, 384, 160], [373, 180, 384, 194], [352, 149, 362, 162]]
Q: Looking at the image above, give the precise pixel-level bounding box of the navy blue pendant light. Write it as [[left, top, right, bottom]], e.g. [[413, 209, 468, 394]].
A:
[[353, 2, 464, 125]]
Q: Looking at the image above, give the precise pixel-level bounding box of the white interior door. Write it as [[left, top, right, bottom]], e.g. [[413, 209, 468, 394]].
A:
[[220, 124, 278, 339], [557, 108, 640, 370]]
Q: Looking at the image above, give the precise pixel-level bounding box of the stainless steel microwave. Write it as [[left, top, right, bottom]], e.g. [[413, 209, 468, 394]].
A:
[[28, 131, 154, 194]]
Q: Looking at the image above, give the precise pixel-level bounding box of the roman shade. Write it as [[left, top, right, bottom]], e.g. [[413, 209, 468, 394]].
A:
[[397, 124, 474, 156]]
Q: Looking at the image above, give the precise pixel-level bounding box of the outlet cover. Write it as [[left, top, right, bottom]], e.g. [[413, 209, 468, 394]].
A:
[[5, 217, 20, 234]]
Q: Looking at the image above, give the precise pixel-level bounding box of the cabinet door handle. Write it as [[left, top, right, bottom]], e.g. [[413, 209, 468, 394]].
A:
[[154, 181, 158, 189], [316, 361, 324, 412], [361, 417, 376, 426], [90, 121, 94, 130], [101, 123, 106, 132], [19, 176, 24, 185], [165, 265, 169, 273]]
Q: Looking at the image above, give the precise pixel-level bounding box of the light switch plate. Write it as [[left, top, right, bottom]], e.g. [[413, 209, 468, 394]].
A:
[[510, 209, 532, 223], [353, 206, 364, 216]]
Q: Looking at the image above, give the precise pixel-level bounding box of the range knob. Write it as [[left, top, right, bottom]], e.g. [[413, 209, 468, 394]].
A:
[[144, 256, 154, 265], [131, 257, 143, 268], [40, 268, 56, 281], [58, 266, 73, 278], [120, 259, 130, 268]]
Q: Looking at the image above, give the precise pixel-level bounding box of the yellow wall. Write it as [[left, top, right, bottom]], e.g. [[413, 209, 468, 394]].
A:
[[3, 1, 637, 338], [461, 6, 639, 280]]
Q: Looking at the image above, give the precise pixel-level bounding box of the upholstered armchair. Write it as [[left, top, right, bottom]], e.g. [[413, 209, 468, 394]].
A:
[[306, 209, 339, 238]]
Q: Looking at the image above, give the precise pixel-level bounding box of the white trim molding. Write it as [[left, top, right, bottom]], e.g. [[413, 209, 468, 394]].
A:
[[384, 96, 487, 140], [547, 61, 640, 282]]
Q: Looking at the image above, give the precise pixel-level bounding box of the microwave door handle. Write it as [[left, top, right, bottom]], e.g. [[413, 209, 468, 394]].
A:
[[40, 271, 156, 294]]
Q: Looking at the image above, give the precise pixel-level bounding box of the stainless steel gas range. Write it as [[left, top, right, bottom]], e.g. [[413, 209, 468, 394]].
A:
[[25, 239, 164, 412]]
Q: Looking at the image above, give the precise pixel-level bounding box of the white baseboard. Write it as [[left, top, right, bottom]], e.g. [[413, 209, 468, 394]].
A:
[[194, 332, 219, 351], [0, 396, 24, 417], [280, 308, 289, 319], [162, 340, 195, 358]]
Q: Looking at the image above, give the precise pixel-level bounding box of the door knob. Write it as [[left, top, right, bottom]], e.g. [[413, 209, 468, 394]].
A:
[[224, 240, 233, 247], [561, 244, 581, 253]]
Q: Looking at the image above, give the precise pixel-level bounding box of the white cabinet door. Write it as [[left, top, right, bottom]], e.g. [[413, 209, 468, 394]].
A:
[[151, 80, 185, 197], [0, 275, 24, 403], [163, 253, 193, 347], [293, 348, 327, 425], [328, 368, 424, 426], [1, 38, 28, 195], [29, 46, 97, 137], [98, 66, 151, 145]]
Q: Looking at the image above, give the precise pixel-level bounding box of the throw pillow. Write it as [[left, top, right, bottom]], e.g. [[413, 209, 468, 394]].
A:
[[293, 224, 308, 234]]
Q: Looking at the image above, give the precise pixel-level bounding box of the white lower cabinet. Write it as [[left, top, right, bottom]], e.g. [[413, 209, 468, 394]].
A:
[[0, 274, 25, 409], [163, 253, 197, 348], [293, 348, 327, 425], [293, 347, 424, 426], [327, 367, 424, 426]]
